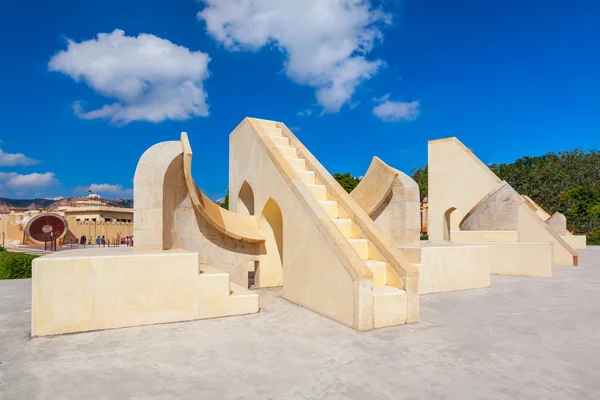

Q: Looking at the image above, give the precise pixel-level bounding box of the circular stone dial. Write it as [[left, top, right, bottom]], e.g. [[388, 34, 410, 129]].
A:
[[27, 215, 66, 242]]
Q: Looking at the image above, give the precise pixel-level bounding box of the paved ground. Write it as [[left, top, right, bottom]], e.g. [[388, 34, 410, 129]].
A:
[[7, 244, 130, 256], [1, 248, 599, 399]]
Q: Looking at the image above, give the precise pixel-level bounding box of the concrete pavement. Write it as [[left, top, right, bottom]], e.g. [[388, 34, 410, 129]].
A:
[[1, 248, 599, 399]]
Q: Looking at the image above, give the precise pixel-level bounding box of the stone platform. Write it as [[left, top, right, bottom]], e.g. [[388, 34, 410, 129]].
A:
[[1, 247, 598, 399]]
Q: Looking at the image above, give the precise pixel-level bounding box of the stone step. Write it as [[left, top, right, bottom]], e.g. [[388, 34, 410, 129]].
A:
[[264, 127, 283, 137], [198, 266, 231, 297], [333, 218, 352, 238], [319, 200, 338, 219], [271, 136, 290, 147], [348, 238, 368, 259], [373, 286, 407, 328], [287, 157, 307, 171], [365, 260, 387, 286], [255, 119, 277, 128], [278, 146, 297, 158], [307, 184, 327, 201], [296, 170, 315, 185]]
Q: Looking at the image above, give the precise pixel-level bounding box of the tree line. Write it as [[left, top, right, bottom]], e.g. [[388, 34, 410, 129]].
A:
[[411, 149, 600, 241], [219, 149, 600, 243]]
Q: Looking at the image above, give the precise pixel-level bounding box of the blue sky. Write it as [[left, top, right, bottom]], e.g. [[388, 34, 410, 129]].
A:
[[0, 0, 598, 200]]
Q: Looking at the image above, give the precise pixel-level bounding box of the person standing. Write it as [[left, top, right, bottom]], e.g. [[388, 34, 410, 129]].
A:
[[96, 236, 100, 246], [80, 235, 86, 246], [101, 236, 105, 245]]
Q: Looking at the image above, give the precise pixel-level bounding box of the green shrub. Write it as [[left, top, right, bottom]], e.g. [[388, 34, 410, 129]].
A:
[[0, 245, 6, 252], [587, 231, 600, 246], [0, 251, 39, 279], [420, 234, 429, 241]]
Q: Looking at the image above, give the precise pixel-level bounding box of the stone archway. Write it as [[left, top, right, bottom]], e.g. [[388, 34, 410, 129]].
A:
[[237, 181, 255, 216], [257, 198, 283, 288], [443, 207, 463, 241]]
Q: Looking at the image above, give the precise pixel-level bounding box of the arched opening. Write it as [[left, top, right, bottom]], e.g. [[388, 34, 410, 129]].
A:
[[237, 181, 255, 215], [443, 207, 464, 241], [256, 198, 283, 288]]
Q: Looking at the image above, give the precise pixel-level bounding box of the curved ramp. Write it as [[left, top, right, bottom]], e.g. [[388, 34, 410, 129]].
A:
[[133, 136, 263, 287], [351, 156, 421, 246], [351, 156, 399, 216], [180, 132, 264, 243]]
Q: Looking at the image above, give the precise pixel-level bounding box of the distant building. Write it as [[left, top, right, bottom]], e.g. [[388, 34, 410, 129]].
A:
[[0, 194, 133, 247]]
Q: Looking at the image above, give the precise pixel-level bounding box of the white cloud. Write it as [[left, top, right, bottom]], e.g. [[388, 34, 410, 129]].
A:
[[372, 95, 420, 122], [49, 29, 211, 124], [297, 108, 313, 117], [45, 196, 64, 201], [0, 148, 40, 167], [77, 183, 133, 197], [0, 172, 57, 190], [198, 0, 389, 112]]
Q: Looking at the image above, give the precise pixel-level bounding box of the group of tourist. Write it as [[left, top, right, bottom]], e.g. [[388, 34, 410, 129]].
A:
[[76, 235, 133, 246], [78, 235, 105, 245]]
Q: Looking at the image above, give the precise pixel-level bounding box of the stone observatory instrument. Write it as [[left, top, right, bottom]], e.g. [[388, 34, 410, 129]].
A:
[[25, 213, 68, 245]]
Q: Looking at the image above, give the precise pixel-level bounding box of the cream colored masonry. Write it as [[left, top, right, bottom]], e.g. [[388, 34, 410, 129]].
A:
[[264, 121, 406, 327], [33, 117, 419, 336]]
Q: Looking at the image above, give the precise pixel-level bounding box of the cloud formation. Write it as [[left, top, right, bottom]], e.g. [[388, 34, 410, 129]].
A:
[[49, 29, 211, 124], [198, 0, 389, 112], [77, 183, 133, 197], [0, 172, 57, 190], [0, 148, 40, 167], [372, 95, 420, 121]]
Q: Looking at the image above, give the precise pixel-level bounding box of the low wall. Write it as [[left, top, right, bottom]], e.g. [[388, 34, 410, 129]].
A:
[[31, 248, 258, 336], [448, 231, 554, 277], [561, 234, 587, 250], [67, 219, 134, 242], [398, 243, 490, 294], [451, 230, 519, 243], [518, 205, 577, 266], [486, 242, 553, 277]]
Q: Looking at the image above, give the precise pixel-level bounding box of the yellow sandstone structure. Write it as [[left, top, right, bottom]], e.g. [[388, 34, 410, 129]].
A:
[[427, 137, 585, 277], [0, 195, 133, 248], [29, 123, 587, 337], [351, 157, 491, 294], [32, 117, 419, 336], [521, 195, 587, 250]]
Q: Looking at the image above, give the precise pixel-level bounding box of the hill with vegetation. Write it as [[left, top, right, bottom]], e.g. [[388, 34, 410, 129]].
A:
[[215, 149, 600, 244], [0, 197, 133, 212], [411, 149, 600, 242]]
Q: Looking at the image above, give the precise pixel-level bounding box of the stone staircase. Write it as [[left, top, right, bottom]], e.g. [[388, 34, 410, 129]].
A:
[[197, 266, 259, 318], [256, 119, 407, 328]]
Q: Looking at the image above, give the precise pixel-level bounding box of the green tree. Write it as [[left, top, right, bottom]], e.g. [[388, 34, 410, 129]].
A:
[[411, 165, 428, 201], [557, 187, 600, 234], [220, 190, 229, 210], [411, 148, 600, 235], [333, 172, 361, 193], [489, 149, 600, 234]]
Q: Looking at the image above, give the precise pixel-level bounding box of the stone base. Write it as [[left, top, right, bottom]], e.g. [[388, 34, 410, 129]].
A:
[[31, 247, 259, 336], [451, 231, 556, 276], [484, 241, 553, 277], [561, 234, 587, 250], [399, 243, 491, 294]]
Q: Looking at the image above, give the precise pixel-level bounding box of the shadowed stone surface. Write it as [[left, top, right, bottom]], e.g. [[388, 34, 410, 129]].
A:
[[548, 212, 568, 235], [1, 247, 599, 399], [460, 183, 521, 231]]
